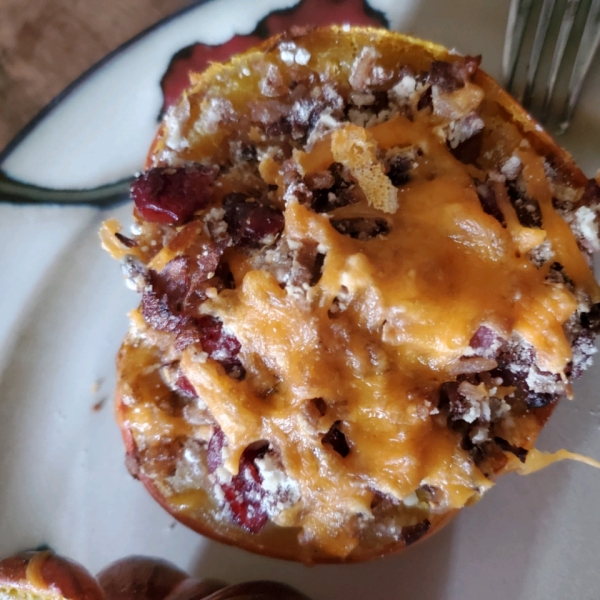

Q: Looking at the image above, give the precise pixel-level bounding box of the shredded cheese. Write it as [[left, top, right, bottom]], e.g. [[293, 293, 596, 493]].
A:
[[331, 124, 399, 214]]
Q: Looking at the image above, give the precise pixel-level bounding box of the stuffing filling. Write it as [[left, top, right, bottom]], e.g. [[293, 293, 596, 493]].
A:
[[104, 30, 600, 560]]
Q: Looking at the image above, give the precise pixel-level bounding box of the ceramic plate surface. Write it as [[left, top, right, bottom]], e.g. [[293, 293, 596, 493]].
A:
[[1, 1, 600, 599]]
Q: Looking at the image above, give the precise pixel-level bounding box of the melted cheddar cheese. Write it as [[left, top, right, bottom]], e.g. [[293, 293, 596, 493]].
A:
[[182, 119, 592, 555], [111, 27, 600, 561]]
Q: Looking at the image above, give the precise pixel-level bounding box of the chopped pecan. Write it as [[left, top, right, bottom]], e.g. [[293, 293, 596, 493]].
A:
[[330, 217, 389, 240]]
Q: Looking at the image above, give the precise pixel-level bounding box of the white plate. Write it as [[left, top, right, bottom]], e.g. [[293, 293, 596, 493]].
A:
[[1, 1, 600, 599]]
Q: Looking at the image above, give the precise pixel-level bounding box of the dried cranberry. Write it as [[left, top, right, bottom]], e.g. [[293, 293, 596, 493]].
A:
[[223, 193, 284, 247], [265, 117, 292, 137], [507, 182, 542, 229], [581, 303, 600, 332], [580, 179, 600, 207], [207, 427, 226, 474], [321, 422, 350, 457], [310, 163, 357, 213], [221, 443, 270, 533], [207, 428, 269, 534], [437, 381, 460, 412], [476, 184, 505, 226], [429, 61, 459, 92], [417, 86, 433, 111], [451, 131, 483, 165], [131, 164, 218, 225], [330, 217, 390, 240], [176, 374, 198, 397], [469, 326, 499, 352], [214, 262, 236, 290], [400, 519, 431, 545], [197, 315, 245, 378], [221, 475, 267, 533]]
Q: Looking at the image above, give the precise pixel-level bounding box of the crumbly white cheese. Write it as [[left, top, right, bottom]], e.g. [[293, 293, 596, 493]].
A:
[[402, 491, 419, 507], [572, 206, 600, 251], [295, 47, 311, 66], [255, 453, 301, 518], [164, 97, 191, 151], [501, 155, 522, 180], [446, 113, 484, 149], [529, 239, 555, 267], [390, 74, 417, 105], [196, 98, 235, 134], [350, 92, 376, 107], [279, 41, 311, 66]]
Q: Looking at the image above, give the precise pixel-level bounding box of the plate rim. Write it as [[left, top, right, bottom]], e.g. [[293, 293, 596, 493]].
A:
[[0, 0, 219, 167]]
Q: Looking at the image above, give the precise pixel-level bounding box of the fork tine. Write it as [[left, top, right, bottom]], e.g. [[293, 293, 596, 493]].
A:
[[559, 0, 600, 132], [522, 0, 557, 108], [540, 0, 581, 120], [503, 0, 534, 91]]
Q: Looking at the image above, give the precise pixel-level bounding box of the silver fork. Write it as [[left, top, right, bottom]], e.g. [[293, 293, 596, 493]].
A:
[[503, 0, 600, 132]]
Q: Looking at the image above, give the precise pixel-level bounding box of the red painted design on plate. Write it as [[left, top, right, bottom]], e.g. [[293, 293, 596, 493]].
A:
[[263, 0, 386, 35], [160, 35, 262, 116]]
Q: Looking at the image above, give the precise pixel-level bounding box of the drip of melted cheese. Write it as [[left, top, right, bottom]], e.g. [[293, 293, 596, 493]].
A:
[[24, 551, 50, 591], [172, 115, 599, 557], [518, 448, 600, 475]]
